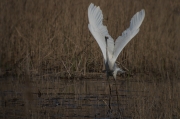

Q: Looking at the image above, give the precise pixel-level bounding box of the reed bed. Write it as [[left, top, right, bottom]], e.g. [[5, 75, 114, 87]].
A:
[[0, 0, 180, 79], [0, 0, 180, 118]]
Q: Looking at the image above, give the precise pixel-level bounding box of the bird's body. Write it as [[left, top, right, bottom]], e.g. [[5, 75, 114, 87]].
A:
[[88, 3, 145, 80], [104, 36, 124, 79]]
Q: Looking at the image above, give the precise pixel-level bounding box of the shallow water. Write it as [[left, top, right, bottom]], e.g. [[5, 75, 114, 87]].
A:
[[0, 75, 179, 119]]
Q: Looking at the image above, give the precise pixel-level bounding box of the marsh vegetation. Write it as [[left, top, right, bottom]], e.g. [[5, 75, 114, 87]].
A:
[[0, 0, 180, 118]]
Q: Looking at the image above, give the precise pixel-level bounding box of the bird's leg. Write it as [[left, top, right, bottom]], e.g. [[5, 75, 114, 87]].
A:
[[108, 76, 111, 110], [107, 74, 112, 114], [113, 77, 122, 118]]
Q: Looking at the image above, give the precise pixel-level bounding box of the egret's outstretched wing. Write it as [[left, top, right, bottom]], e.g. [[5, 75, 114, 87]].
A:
[[112, 9, 145, 63], [88, 3, 114, 62]]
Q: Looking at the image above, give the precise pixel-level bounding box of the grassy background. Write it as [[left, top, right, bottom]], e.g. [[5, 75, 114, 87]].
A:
[[0, 1, 180, 118], [0, 0, 180, 79]]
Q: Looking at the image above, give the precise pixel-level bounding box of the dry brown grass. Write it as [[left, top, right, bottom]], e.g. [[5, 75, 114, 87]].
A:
[[1, 1, 180, 118], [0, 0, 180, 79]]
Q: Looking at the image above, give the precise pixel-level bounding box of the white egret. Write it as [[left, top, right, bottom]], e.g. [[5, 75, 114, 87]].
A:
[[88, 3, 145, 80]]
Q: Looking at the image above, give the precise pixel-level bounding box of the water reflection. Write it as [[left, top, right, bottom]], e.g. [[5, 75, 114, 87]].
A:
[[0, 76, 179, 119]]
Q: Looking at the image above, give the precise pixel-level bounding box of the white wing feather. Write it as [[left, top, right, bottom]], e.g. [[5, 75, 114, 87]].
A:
[[88, 3, 114, 62], [112, 9, 145, 63], [88, 3, 145, 69]]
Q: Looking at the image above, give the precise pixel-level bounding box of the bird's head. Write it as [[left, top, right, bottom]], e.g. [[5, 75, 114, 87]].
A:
[[113, 68, 125, 80]]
